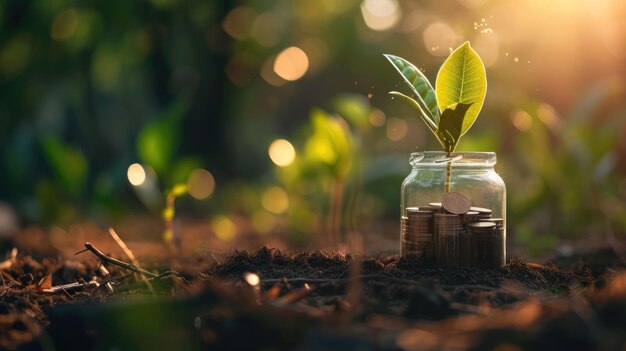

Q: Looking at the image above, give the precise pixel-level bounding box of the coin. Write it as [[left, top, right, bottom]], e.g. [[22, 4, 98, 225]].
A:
[[462, 211, 479, 224], [418, 205, 440, 212], [442, 192, 472, 214], [470, 206, 492, 215], [479, 217, 504, 229], [468, 221, 496, 232], [470, 225, 504, 268], [401, 206, 435, 261]]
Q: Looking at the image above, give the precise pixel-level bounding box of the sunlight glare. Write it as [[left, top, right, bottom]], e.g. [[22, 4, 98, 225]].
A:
[[457, 0, 487, 8], [423, 22, 458, 57], [473, 33, 500, 67]]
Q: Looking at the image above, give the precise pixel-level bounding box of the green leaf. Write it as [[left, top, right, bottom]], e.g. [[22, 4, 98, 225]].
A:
[[304, 109, 353, 180], [388, 91, 437, 133], [168, 183, 188, 198], [137, 99, 188, 176], [435, 42, 486, 136], [384, 54, 440, 125], [332, 93, 371, 130], [41, 137, 88, 197], [436, 103, 473, 153]]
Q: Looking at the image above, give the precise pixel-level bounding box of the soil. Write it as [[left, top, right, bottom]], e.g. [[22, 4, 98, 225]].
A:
[[1, 241, 625, 350]]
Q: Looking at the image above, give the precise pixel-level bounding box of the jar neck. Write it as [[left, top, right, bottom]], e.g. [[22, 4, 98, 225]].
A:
[[409, 151, 496, 170]]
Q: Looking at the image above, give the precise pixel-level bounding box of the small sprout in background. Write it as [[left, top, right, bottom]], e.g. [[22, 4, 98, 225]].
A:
[[162, 183, 188, 246], [385, 41, 487, 192]]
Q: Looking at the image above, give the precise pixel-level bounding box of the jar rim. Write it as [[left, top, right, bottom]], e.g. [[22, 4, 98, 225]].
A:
[[409, 151, 496, 167]]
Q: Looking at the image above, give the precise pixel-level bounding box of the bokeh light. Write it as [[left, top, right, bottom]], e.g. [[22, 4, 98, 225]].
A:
[[187, 169, 215, 200], [360, 0, 401, 31], [261, 56, 287, 86], [51, 8, 79, 41], [402, 10, 423, 33], [537, 103, 559, 127], [211, 215, 236, 241], [127, 163, 146, 186], [225, 54, 255, 87], [251, 12, 283, 47], [422, 22, 458, 57], [244, 272, 260, 286], [298, 38, 329, 74], [251, 210, 276, 234], [273, 47, 309, 81], [262, 186, 289, 214], [268, 139, 296, 167], [386, 117, 408, 141], [511, 110, 533, 132], [368, 109, 387, 127], [457, 0, 487, 8], [473, 33, 500, 67], [222, 6, 256, 40]]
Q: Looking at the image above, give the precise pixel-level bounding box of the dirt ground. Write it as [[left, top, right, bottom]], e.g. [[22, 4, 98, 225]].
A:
[[1, 224, 625, 350]]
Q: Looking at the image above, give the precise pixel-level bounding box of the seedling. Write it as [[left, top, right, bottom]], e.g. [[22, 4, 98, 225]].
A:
[[385, 41, 487, 192], [162, 183, 188, 246]]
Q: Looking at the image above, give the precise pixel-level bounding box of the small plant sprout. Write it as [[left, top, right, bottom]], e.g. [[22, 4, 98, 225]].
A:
[[385, 41, 487, 192], [162, 183, 188, 247]]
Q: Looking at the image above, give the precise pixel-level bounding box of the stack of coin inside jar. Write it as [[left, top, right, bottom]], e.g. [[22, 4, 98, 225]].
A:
[[400, 209, 434, 260], [400, 191, 505, 268]]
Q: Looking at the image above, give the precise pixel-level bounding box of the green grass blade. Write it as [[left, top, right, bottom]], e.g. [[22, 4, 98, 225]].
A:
[[384, 54, 440, 125], [435, 42, 486, 136]]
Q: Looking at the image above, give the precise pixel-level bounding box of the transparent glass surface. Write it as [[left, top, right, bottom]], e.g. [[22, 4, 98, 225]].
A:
[[400, 151, 506, 267]]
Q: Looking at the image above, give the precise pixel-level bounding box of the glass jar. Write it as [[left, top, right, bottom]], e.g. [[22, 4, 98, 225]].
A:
[[400, 151, 506, 268]]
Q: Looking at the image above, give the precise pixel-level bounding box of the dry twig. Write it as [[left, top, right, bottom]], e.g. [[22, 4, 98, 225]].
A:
[[0, 248, 18, 270], [98, 265, 115, 294], [41, 280, 99, 294], [108, 228, 155, 294], [78, 242, 178, 279]]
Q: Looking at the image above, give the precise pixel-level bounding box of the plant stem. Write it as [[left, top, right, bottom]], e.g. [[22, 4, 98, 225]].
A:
[[328, 180, 345, 246], [445, 153, 452, 193]]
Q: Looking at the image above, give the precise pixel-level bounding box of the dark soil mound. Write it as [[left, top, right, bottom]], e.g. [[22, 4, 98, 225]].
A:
[[0, 246, 623, 350], [207, 247, 596, 321]]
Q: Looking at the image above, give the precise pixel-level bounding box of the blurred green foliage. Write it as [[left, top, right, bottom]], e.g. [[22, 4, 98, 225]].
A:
[[0, 0, 624, 251]]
